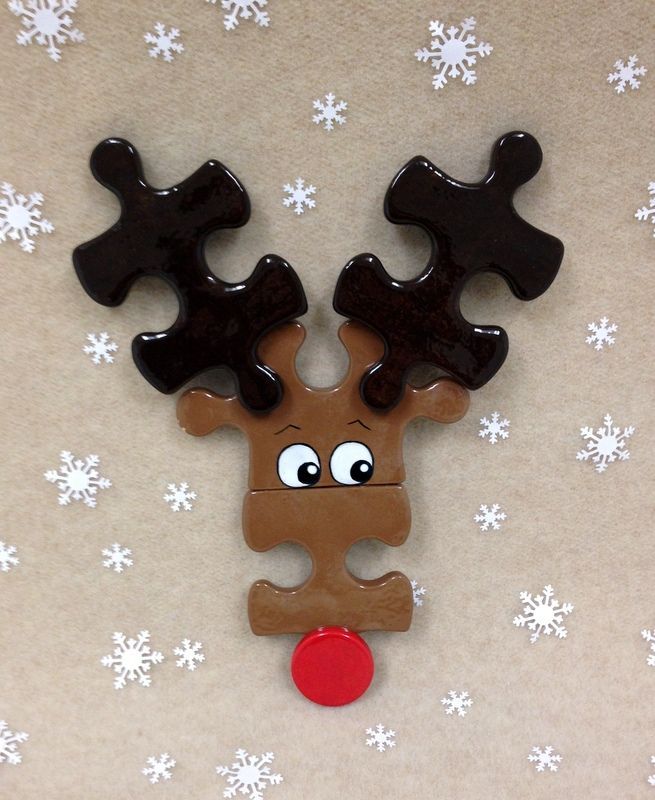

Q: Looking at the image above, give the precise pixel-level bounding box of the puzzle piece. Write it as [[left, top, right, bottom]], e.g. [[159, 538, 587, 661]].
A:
[[333, 131, 564, 409], [73, 138, 307, 411]]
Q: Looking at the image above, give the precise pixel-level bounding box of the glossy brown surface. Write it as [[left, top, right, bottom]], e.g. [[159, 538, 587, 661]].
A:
[[333, 130, 565, 409], [73, 138, 307, 411]]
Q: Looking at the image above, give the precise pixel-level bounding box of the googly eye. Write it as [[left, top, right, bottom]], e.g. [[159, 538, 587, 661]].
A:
[[277, 443, 321, 488], [329, 441, 374, 485]]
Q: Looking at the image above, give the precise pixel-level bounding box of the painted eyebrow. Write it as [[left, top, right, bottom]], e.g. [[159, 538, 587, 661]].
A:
[[274, 423, 301, 435], [347, 419, 372, 431]]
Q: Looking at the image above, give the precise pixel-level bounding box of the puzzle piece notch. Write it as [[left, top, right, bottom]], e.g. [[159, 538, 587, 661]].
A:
[[333, 131, 564, 409], [73, 138, 307, 411]]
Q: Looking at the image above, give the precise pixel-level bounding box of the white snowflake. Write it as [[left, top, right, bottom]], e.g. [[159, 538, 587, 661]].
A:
[[0, 181, 54, 253], [528, 745, 562, 773], [474, 503, 506, 532], [410, 579, 426, 607], [648, 755, 655, 786], [164, 482, 197, 511], [101, 630, 164, 689], [0, 541, 19, 573], [8, 0, 85, 62], [282, 178, 316, 215], [365, 723, 396, 752], [209, 0, 270, 31], [142, 753, 176, 784], [586, 317, 618, 351], [44, 451, 112, 508], [216, 749, 283, 800], [312, 92, 347, 131], [0, 720, 29, 766], [144, 22, 184, 62], [635, 182, 655, 236], [607, 55, 647, 94], [415, 16, 492, 90], [441, 690, 473, 717], [513, 584, 574, 644], [478, 411, 510, 444], [576, 413, 635, 474], [83, 332, 118, 364], [174, 639, 205, 671], [640, 628, 655, 667], [102, 543, 133, 574]]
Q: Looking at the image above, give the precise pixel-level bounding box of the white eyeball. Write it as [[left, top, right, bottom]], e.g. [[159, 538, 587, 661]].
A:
[[277, 444, 321, 488], [329, 441, 374, 485]]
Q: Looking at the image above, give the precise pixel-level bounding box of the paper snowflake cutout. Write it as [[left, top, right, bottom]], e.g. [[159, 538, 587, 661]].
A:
[[0, 541, 19, 573], [415, 16, 492, 90], [586, 317, 617, 351], [576, 413, 635, 473], [142, 753, 176, 784], [0, 720, 29, 765], [648, 755, 655, 785], [282, 178, 316, 215], [441, 690, 473, 717], [640, 628, 655, 667], [365, 724, 396, 752], [635, 181, 655, 236], [312, 92, 347, 131], [44, 451, 112, 508], [101, 630, 164, 689], [0, 181, 54, 253], [144, 22, 184, 62], [102, 543, 133, 574], [513, 584, 573, 644], [164, 482, 197, 511], [474, 503, 506, 532], [209, 0, 270, 31], [528, 745, 562, 773], [216, 749, 283, 800], [83, 332, 118, 364], [479, 411, 510, 444], [607, 55, 647, 94], [410, 579, 426, 607], [174, 639, 205, 671], [8, 0, 85, 62]]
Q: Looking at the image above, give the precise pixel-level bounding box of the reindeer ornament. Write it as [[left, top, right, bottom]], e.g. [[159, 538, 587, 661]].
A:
[[74, 131, 563, 706]]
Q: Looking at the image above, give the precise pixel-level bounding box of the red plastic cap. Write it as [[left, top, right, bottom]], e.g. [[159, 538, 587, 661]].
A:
[[290, 627, 374, 706]]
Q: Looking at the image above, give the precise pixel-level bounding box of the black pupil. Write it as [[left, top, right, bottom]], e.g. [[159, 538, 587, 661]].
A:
[[298, 462, 320, 486], [350, 459, 372, 484]]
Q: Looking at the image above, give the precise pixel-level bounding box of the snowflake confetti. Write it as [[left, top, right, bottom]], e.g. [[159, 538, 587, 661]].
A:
[[0, 541, 19, 573], [8, 0, 85, 62], [478, 411, 510, 444], [142, 753, 176, 784], [411, 579, 426, 607], [648, 755, 655, 785], [586, 317, 617, 351], [0, 720, 29, 766], [102, 543, 133, 574], [576, 413, 635, 474], [282, 178, 316, 215], [144, 22, 184, 62], [513, 584, 574, 644], [164, 482, 197, 511], [312, 92, 347, 131], [101, 630, 164, 689], [607, 55, 647, 94], [44, 451, 112, 508], [474, 503, 507, 532], [174, 639, 205, 671], [441, 690, 473, 717], [528, 745, 562, 773], [216, 749, 283, 800], [415, 16, 492, 90], [640, 628, 655, 667], [0, 181, 54, 253], [365, 724, 396, 752], [210, 0, 270, 31], [635, 182, 655, 236], [83, 332, 118, 365]]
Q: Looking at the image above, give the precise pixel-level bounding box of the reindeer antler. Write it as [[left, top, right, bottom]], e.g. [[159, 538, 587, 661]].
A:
[[73, 138, 307, 411], [333, 131, 564, 409]]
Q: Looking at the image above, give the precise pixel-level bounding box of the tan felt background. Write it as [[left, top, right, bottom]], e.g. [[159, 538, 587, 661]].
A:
[[1, 0, 655, 797]]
